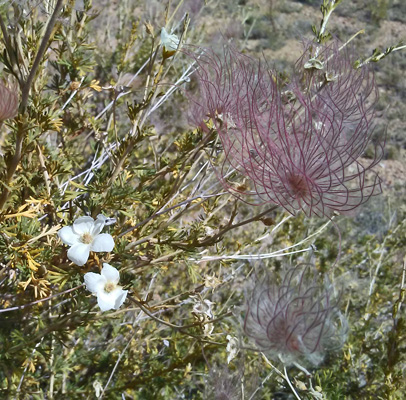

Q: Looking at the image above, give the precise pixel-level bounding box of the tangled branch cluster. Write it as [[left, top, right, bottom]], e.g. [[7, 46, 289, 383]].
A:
[[244, 265, 347, 366], [190, 41, 384, 217]]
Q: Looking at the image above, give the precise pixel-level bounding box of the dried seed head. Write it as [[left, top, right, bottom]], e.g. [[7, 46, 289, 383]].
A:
[[189, 41, 384, 217], [244, 265, 348, 366], [204, 363, 257, 400], [0, 81, 18, 122], [205, 366, 242, 400]]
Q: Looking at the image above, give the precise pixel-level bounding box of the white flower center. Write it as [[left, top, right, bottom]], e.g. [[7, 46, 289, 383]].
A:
[[104, 282, 117, 293], [80, 232, 93, 244]]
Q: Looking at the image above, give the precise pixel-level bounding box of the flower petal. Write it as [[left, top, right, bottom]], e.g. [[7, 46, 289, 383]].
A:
[[92, 215, 106, 236], [67, 243, 90, 266], [101, 263, 119, 284], [72, 216, 95, 235], [58, 226, 80, 246], [97, 214, 116, 226], [96, 291, 116, 312], [113, 288, 128, 309], [90, 233, 114, 252], [84, 272, 106, 294], [161, 27, 179, 51]]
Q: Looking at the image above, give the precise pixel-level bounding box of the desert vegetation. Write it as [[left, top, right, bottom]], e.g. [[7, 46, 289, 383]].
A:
[[0, 0, 405, 399]]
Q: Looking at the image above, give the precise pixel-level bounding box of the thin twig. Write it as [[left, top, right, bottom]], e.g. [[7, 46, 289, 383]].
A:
[[128, 295, 231, 331], [0, 284, 83, 313], [195, 217, 330, 262], [15, 338, 45, 398], [20, 0, 66, 109], [99, 330, 137, 400], [284, 367, 303, 400], [248, 371, 273, 400], [196, 205, 278, 247], [195, 247, 313, 263]]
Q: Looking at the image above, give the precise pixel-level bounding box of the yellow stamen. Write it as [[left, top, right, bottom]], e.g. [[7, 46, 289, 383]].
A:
[[104, 282, 116, 293], [80, 232, 93, 244]]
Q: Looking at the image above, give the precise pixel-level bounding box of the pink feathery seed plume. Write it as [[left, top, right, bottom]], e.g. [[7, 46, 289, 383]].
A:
[[189, 42, 384, 217], [284, 40, 383, 215], [243, 264, 347, 366], [0, 81, 18, 122], [203, 362, 259, 400], [204, 364, 246, 400], [189, 46, 271, 125]]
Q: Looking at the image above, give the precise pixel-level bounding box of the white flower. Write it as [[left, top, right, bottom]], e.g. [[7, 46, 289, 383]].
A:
[[160, 27, 180, 51], [58, 215, 115, 266], [84, 263, 128, 312], [226, 335, 239, 364], [192, 297, 215, 319]]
